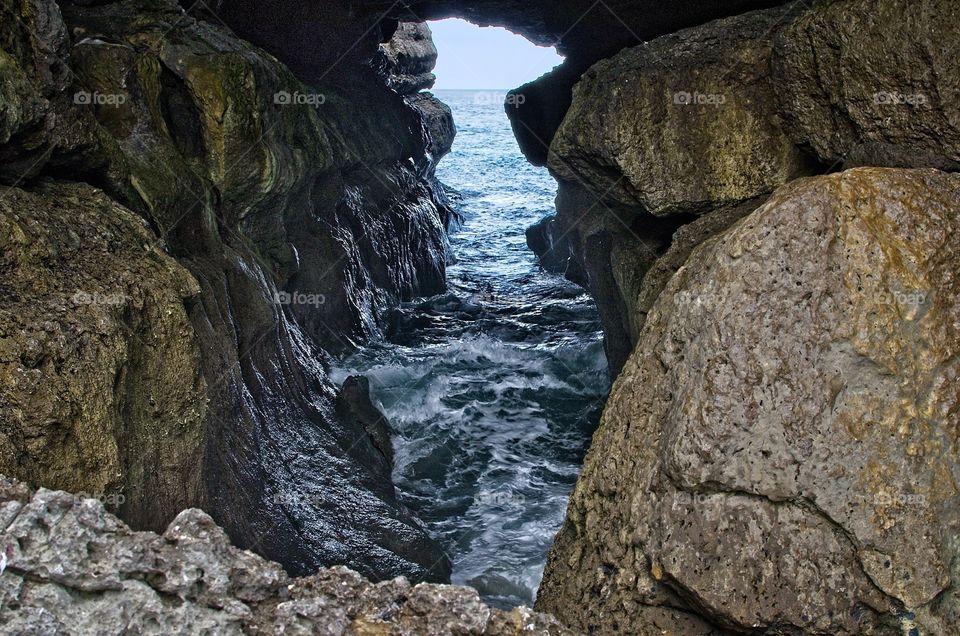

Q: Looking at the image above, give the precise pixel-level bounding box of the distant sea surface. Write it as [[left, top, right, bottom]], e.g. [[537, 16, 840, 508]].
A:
[[333, 89, 608, 608]]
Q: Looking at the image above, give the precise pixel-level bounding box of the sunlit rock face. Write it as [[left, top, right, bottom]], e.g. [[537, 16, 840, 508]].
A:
[[538, 168, 960, 635], [0, 0, 452, 583]]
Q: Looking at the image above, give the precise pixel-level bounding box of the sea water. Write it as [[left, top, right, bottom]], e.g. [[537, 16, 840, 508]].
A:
[[333, 89, 608, 608]]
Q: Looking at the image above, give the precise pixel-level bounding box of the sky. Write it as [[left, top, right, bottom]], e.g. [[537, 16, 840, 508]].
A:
[[429, 19, 564, 90]]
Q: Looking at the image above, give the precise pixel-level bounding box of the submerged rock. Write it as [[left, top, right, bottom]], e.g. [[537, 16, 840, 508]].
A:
[[0, 476, 575, 635], [537, 168, 960, 635]]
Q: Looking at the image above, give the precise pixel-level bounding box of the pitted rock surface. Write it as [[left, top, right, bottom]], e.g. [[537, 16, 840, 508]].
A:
[[537, 168, 960, 635], [0, 476, 576, 635]]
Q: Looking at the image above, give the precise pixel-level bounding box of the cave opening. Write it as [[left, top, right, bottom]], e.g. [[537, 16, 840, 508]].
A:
[[333, 19, 609, 608]]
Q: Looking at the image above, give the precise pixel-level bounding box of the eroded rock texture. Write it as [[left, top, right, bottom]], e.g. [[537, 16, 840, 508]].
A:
[[773, 0, 960, 171], [538, 168, 960, 635], [0, 476, 575, 635], [0, 183, 205, 535], [1, 0, 453, 583]]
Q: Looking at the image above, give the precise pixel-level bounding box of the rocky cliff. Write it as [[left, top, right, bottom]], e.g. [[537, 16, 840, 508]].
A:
[[1, 0, 455, 584], [3, 0, 959, 633]]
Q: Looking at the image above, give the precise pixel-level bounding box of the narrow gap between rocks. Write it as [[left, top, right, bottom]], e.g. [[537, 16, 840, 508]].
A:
[[333, 20, 610, 609]]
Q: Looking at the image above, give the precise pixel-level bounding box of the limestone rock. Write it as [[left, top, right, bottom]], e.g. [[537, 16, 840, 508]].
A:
[[0, 477, 577, 635], [537, 168, 960, 635], [0, 182, 206, 534], [549, 6, 810, 216], [773, 0, 960, 171]]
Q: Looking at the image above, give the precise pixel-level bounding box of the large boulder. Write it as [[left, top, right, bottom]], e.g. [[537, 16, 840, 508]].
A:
[[548, 6, 809, 216], [537, 168, 960, 635], [0, 476, 575, 635], [773, 0, 960, 171]]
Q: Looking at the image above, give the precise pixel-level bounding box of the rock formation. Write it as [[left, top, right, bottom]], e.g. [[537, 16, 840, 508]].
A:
[[3, 0, 959, 632], [0, 475, 573, 634], [534, 0, 960, 633], [538, 168, 960, 634], [1, 0, 454, 583]]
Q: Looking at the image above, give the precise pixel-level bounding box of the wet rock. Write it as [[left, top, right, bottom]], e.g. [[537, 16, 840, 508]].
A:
[[549, 6, 810, 216], [408, 91, 457, 165], [378, 21, 439, 95], [773, 0, 960, 171], [537, 168, 960, 635], [2, 0, 452, 584], [0, 477, 576, 635], [336, 376, 395, 483], [525, 214, 572, 274], [0, 182, 206, 534]]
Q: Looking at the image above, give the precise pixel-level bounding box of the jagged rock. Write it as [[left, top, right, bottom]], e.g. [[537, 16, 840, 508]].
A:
[[525, 215, 572, 274], [335, 376, 396, 484], [0, 477, 576, 635], [537, 168, 960, 635], [0, 0, 105, 183], [549, 6, 810, 216], [378, 22, 438, 94], [773, 0, 960, 171], [407, 91, 457, 165], [0, 182, 206, 534]]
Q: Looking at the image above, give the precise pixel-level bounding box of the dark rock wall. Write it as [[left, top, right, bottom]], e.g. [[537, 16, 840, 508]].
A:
[[1, 0, 455, 583]]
